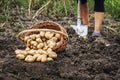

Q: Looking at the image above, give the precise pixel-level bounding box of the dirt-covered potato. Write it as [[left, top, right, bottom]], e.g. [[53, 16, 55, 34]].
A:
[[25, 55, 35, 62], [16, 54, 26, 60], [36, 55, 42, 62]]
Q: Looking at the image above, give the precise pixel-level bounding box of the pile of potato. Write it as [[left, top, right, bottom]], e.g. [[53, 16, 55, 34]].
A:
[[15, 31, 61, 63]]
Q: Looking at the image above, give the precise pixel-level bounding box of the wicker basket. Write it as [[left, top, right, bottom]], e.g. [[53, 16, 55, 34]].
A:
[[18, 21, 69, 52]]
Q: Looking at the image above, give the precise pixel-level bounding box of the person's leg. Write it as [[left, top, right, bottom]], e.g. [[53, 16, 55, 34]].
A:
[[92, 0, 105, 36], [80, 0, 89, 25]]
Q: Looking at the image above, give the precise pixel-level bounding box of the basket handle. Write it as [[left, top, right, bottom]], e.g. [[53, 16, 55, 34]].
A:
[[18, 29, 69, 42]]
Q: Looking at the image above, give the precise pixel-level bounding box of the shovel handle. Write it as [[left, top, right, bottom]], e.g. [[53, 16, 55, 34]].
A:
[[77, 0, 81, 19]]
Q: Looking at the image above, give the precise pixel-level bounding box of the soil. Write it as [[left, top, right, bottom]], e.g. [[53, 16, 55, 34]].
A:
[[0, 11, 120, 80]]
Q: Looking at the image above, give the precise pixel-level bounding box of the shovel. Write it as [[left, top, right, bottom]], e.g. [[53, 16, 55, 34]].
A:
[[71, 0, 88, 37]]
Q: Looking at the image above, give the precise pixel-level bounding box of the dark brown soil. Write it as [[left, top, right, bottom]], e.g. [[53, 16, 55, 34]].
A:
[[0, 13, 120, 80], [0, 26, 120, 80]]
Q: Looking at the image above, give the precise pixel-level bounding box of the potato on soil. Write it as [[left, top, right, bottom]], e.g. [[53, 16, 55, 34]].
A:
[[48, 51, 57, 58], [33, 54, 41, 59], [47, 57, 53, 61], [16, 54, 26, 60], [41, 54, 47, 62], [36, 55, 42, 62], [25, 55, 35, 63], [37, 49, 48, 55], [28, 49, 36, 55], [15, 50, 28, 55]]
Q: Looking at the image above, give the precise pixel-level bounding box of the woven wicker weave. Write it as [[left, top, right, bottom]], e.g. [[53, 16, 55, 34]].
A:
[[18, 21, 69, 52]]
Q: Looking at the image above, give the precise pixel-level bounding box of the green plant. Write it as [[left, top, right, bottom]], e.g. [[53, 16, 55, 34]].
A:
[[105, 0, 120, 21], [88, 0, 120, 21]]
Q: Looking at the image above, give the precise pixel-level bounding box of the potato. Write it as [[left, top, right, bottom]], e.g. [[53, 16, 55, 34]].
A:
[[25, 55, 35, 63], [42, 37, 46, 42], [25, 47, 30, 51], [46, 40, 51, 44], [16, 54, 25, 60], [37, 49, 48, 55], [26, 39, 32, 47], [45, 32, 54, 39], [56, 41, 61, 46], [24, 36, 30, 42], [55, 33, 61, 40], [36, 38, 42, 43], [32, 46, 37, 50], [30, 45, 33, 49], [30, 41, 37, 46], [48, 51, 57, 58], [15, 50, 28, 55], [37, 43, 44, 49], [47, 57, 53, 61], [43, 42, 48, 50], [28, 49, 36, 55], [33, 54, 41, 59], [48, 41, 56, 49], [36, 55, 42, 62], [47, 48, 53, 53], [35, 34, 40, 38], [51, 37, 58, 42], [30, 34, 36, 40], [41, 54, 47, 62], [40, 31, 45, 37]]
